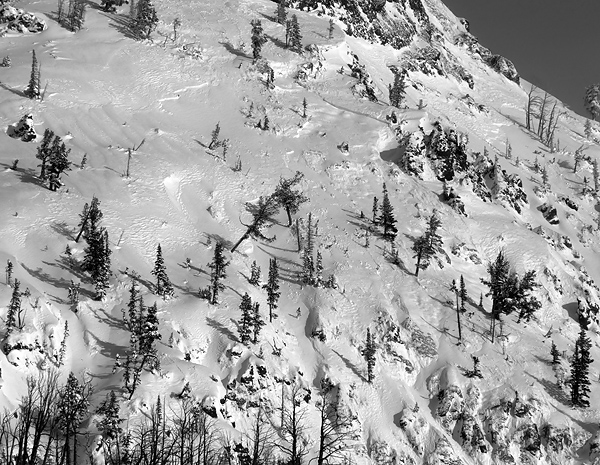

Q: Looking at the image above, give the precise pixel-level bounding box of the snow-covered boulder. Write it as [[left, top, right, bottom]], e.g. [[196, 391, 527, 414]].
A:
[[0, 5, 46, 34], [7, 114, 37, 142]]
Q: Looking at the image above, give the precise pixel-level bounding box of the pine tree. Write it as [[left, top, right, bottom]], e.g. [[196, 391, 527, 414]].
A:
[[36, 128, 55, 180], [302, 97, 308, 118], [263, 114, 270, 131], [58, 372, 91, 465], [140, 301, 161, 368], [362, 328, 376, 383], [315, 250, 324, 287], [47, 136, 71, 191], [96, 390, 123, 440], [248, 260, 261, 286], [5, 279, 21, 335], [82, 200, 111, 300], [585, 119, 593, 140], [67, 0, 86, 31], [328, 18, 334, 39], [541, 165, 549, 189], [5, 259, 13, 286], [94, 230, 112, 299], [238, 293, 254, 345], [302, 213, 316, 285], [275, 0, 286, 25], [585, 84, 600, 121], [263, 258, 281, 322], [388, 71, 406, 108], [550, 340, 560, 365], [25, 50, 40, 99], [570, 325, 593, 408], [58, 320, 69, 366], [208, 122, 221, 150], [378, 183, 397, 242], [372, 197, 378, 224], [593, 158, 599, 194], [231, 195, 280, 253], [272, 171, 309, 226], [250, 19, 267, 61], [412, 211, 444, 277], [208, 241, 229, 304], [131, 0, 158, 39], [252, 302, 264, 344], [459, 275, 468, 312], [288, 14, 302, 53], [151, 244, 174, 299]]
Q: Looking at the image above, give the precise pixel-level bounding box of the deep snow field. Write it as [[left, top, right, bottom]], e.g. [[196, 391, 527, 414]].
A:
[[1, 0, 600, 463]]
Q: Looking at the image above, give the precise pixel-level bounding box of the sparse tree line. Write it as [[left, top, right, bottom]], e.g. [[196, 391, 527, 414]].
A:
[[524, 85, 563, 150]]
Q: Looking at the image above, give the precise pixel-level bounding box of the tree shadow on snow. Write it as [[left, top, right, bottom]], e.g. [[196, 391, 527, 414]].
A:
[[203, 233, 235, 251], [219, 41, 252, 60], [265, 34, 287, 51], [333, 349, 365, 382], [206, 317, 239, 342], [102, 12, 137, 40], [258, 12, 278, 23], [255, 245, 302, 285], [49, 221, 74, 241], [21, 263, 74, 293], [0, 163, 45, 188], [0, 81, 26, 98], [526, 372, 571, 407]]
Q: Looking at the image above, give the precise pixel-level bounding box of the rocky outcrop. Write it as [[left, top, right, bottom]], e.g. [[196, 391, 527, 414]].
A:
[[0, 5, 46, 34], [486, 55, 520, 84], [538, 202, 559, 225], [7, 114, 37, 142]]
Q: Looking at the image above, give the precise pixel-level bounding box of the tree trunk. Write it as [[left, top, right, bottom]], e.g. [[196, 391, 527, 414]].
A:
[[75, 210, 90, 243], [230, 231, 249, 253], [455, 291, 462, 341], [286, 207, 292, 227]]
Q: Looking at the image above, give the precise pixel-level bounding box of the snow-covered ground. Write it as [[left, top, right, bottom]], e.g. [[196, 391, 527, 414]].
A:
[[1, 0, 600, 463]]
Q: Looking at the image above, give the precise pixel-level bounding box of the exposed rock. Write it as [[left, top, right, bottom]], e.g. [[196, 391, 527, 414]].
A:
[[543, 424, 572, 456], [538, 202, 559, 225], [450, 242, 482, 265], [0, 5, 46, 34], [398, 404, 428, 456], [7, 114, 37, 142], [436, 384, 464, 432], [428, 437, 464, 465], [486, 55, 520, 84]]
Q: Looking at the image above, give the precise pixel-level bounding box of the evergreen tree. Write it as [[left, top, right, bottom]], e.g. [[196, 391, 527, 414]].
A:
[[584, 84, 600, 121], [252, 302, 264, 344], [36, 128, 55, 180], [570, 325, 593, 408], [372, 197, 378, 224], [263, 114, 270, 131], [6, 279, 21, 335], [302, 97, 308, 118], [412, 211, 444, 277], [151, 244, 174, 299], [378, 183, 397, 242], [275, 0, 287, 25], [288, 14, 302, 53], [76, 195, 102, 243], [593, 158, 599, 194], [585, 119, 593, 140], [302, 213, 316, 285], [459, 275, 468, 312], [315, 250, 324, 287], [5, 259, 13, 286], [82, 202, 111, 300], [96, 390, 123, 440], [250, 19, 267, 61], [208, 122, 221, 150], [388, 71, 406, 108], [140, 301, 161, 369], [207, 241, 229, 304], [26, 49, 40, 99], [272, 171, 308, 226], [328, 18, 334, 39], [362, 328, 376, 383], [231, 195, 280, 253], [550, 340, 560, 366], [131, 0, 158, 39], [449, 279, 462, 341], [238, 293, 254, 345], [47, 136, 71, 191], [263, 258, 280, 322], [67, 0, 86, 31], [58, 372, 91, 465], [248, 260, 261, 286]]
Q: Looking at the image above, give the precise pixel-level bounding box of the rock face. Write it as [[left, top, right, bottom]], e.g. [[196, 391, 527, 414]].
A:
[[538, 202, 559, 225], [0, 5, 46, 34], [485, 55, 520, 84], [7, 114, 37, 142]]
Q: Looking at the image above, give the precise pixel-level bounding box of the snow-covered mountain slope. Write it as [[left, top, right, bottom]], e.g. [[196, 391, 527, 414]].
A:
[[1, 0, 600, 463]]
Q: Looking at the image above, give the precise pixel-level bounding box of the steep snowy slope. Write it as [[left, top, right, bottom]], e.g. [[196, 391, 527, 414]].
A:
[[1, 0, 600, 463]]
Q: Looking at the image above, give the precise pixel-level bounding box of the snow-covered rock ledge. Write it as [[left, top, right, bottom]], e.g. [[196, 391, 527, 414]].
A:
[[0, 5, 46, 35]]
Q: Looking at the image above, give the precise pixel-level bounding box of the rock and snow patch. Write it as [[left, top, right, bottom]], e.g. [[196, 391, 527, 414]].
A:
[[0, 5, 46, 34], [7, 114, 37, 142]]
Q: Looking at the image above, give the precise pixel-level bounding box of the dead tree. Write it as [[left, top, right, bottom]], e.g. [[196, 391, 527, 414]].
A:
[[231, 196, 280, 253]]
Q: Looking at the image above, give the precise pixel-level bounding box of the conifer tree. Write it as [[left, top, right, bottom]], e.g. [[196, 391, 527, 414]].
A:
[[67, 0, 86, 31], [412, 211, 444, 277], [251, 19, 267, 61], [5, 259, 13, 286], [5, 279, 21, 335], [388, 72, 406, 108], [151, 244, 174, 299], [47, 136, 71, 191], [449, 279, 462, 342], [96, 390, 123, 440], [362, 328, 376, 383], [26, 50, 40, 99], [36, 128, 55, 180], [459, 275, 468, 312], [570, 325, 593, 408], [315, 250, 324, 287], [208, 241, 229, 304], [272, 171, 309, 226], [131, 0, 158, 39], [275, 0, 287, 25], [302, 97, 308, 118], [302, 213, 316, 285], [140, 301, 161, 370], [585, 119, 593, 140], [231, 195, 280, 252], [58, 321, 69, 366], [263, 258, 280, 322], [58, 372, 91, 465], [263, 114, 270, 131], [288, 14, 302, 53], [328, 18, 334, 39], [208, 122, 221, 150], [593, 158, 599, 194], [585, 84, 600, 121], [372, 197, 379, 224], [252, 302, 264, 344], [248, 260, 261, 286], [82, 201, 111, 300], [378, 183, 397, 241], [238, 293, 254, 345], [550, 340, 560, 366]]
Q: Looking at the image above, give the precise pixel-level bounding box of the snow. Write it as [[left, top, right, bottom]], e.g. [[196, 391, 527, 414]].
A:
[[0, 0, 599, 463]]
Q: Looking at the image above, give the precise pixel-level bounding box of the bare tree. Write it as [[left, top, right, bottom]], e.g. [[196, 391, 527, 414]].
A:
[[525, 85, 540, 132], [277, 382, 310, 465]]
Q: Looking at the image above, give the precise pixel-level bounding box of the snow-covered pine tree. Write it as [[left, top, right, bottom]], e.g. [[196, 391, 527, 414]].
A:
[[238, 293, 254, 345], [131, 0, 158, 40], [275, 0, 286, 25], [272, 171, 308, 226], [570, 324, 593, 408], [388, 71, 406, 108], [140, 301, 161, 371], [58, 372, 91, 465], [378, 183, 397, 242], [5, 259, 13, 285], [459, 275, 468, 312], [362, 328, 376, 383], [584, 84, 600, 121], [208, 122, 221, 150], [248, 260, 261, 286], [263, 114, 270, 131], [515, 270, 541, 323], [593, 158, 599, 194], [328, 18, 334, 39], [58, 321, 69, 366], [315, 250, 324, 287], [67, 0, 86, 31], [151, 244, 174, 299], [372, 196, 378, 224], [231, 195, 280, 252], [250, 19, 267, 61], [36, 128, 55, 180], [412, 210, 443, 277], [252, 302, 264, 344], [263, 258, 280, 322], [288, 14, 302, 53], [550, 340, 560, 365], [94, 230, 112, 299], [302, 212, 316, 285], [47, 136, 71, 191], [208, 241, 229, 304], [5, 279, 21, 335], [76, 195, 102, 243], [96, 390, 123, 441], [82, 201, 111, 300], [25, 50, 40, 99]]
